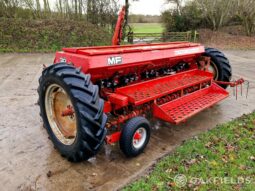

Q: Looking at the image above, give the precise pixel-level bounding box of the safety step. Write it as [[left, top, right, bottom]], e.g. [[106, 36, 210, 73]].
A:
[[116, 69, 213, 105], [153, 83, 229, 124]]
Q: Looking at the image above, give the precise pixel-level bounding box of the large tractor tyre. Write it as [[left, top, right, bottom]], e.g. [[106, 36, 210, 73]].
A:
[[204, 48, 232, 89], [38, 63, 107, 162], [120, 117, 151, 157]]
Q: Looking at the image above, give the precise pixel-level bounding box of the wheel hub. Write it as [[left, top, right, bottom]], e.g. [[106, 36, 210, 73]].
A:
[[208, 61, 219, 80], [132, 127, 147, 149], [45, 84, 77, 145]]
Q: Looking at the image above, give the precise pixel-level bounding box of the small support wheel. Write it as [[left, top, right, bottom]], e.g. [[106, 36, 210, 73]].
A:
[[120, 117, 151, 157]]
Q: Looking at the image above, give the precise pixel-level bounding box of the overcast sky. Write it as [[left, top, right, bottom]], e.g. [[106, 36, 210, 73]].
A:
[[47, 0, 169, 16], [120, 0, 169, 15]]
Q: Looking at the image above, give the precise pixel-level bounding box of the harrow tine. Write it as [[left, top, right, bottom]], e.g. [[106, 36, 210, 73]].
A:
[[245, 81, 250, 98], [241, 83, 243, 96], [222, 78, 249, 99], [236, 83, 238, 100], [233, 85, 236, 97]]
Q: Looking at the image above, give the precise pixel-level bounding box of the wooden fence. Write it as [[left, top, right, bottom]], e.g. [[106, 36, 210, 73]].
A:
[[127, 31, 199, 44]]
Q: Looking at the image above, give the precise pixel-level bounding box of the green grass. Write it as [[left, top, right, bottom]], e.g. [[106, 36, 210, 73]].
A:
[[130, 23, 164, 33], [124, 113, 255, 191]]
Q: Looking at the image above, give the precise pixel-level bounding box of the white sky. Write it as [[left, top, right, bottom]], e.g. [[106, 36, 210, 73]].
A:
[[120, 0, 169, 15], [46, 0, 168, 16]]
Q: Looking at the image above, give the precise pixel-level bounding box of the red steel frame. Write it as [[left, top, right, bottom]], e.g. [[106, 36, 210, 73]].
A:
[[104, 69, 229, 144], [56, 42, 205, 82], [116, 69, 213, 105]]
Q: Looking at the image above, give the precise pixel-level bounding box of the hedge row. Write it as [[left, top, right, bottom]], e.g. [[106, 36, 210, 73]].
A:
[[0, 18, 112, 52]]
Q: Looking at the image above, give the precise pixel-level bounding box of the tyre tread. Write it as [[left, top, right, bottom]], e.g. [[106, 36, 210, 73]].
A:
[[38, 63, 107, 162], [204, 47, 232, 89]]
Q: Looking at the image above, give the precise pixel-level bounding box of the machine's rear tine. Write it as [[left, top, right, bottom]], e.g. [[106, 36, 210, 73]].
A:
[[241, 83, 243, 96], [236, 82, 238, 100], [246, 81, 250, 98]]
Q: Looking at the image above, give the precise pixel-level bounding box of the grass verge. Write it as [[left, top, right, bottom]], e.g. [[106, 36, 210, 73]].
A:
[[124, 113, 255, 191]]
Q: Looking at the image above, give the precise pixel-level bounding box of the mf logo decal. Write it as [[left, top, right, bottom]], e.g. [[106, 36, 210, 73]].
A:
[[108, 56, 122, 65]]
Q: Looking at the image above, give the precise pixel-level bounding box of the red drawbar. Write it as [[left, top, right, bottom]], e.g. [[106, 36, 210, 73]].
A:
[[106, 132, 121, 144], [153, 83, 229, 124]]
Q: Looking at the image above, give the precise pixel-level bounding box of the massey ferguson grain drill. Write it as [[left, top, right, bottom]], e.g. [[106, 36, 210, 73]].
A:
[[38, 7, 245, 162]]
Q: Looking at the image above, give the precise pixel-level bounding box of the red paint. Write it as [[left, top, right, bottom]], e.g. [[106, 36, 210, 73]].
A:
[[112, 6, 126, 45], [116, 69, 213, 105], [134, 132, 142, 140], [55, 43, 204, 81], [61, 106, 74, 117], [215, 78, 245, 87], [108, 93, 129, 107], [153, 83, 229, 124], [103, 101, 112, 113], [106, 132, 121, 144]]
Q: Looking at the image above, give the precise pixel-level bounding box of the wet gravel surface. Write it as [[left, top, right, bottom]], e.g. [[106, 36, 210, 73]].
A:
[[0, 51, 254, 191]]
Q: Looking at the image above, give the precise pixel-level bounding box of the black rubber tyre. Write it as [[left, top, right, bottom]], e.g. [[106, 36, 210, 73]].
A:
[[120, 117, 151, 157], [204, 48, 232, 89], [38, 63, 107, 162]]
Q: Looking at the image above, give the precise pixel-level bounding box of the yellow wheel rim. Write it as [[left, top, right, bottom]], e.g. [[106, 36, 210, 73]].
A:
[[45, 84, 77, 145]]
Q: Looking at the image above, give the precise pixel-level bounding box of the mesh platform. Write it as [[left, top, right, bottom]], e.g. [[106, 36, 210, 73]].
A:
[[153, 83, 229, 124], [116, 69, 213, 105]]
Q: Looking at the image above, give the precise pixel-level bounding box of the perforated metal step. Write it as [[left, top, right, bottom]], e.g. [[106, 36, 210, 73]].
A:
[[116, 69, 213, 105], [153, 83, 229, 124]]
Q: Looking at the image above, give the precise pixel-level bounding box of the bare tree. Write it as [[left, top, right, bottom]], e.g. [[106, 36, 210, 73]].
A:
[[35, 0, 41, 12], [43, 0, 51, 14], [0, 0, 119, 29], [236, 0, 255, 36], [166, 0, 184, 15], [73, 0, 78, 18], [78, 0, 83, 18], [0, 0, 21, 17], [196, 0, 234, 30], [55, 0, 63, 17]]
